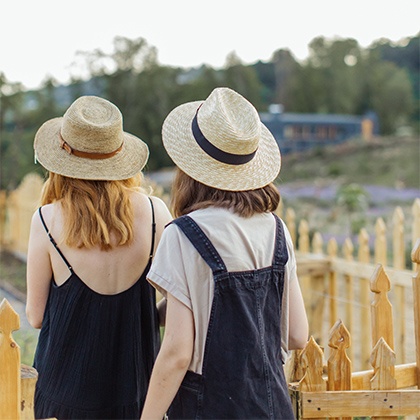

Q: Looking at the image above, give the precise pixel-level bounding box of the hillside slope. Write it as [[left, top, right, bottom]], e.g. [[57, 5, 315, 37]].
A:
[[278, 136, 419, 189]]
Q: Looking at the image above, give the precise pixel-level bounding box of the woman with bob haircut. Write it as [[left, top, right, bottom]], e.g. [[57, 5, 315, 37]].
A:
[[26, 96, 172, 419], [141, 87, 309, 419]]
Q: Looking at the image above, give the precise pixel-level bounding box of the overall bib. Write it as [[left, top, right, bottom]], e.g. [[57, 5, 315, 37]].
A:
[[169, 214, 295, 419]]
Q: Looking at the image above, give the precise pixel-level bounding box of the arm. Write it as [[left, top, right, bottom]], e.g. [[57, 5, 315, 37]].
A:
[[288, 278, 309, 349], [141, 293, 194, 420], [26, 210, 53, 329], [149, 196, 172, 327]]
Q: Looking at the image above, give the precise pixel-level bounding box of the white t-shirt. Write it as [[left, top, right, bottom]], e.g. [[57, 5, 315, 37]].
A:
[[147, 207, 297, 374]]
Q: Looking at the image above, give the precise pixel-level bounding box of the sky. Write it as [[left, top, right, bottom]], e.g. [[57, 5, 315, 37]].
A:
[[1, 0, 419, 90]]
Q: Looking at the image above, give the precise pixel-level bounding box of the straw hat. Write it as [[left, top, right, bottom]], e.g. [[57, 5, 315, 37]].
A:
[[162, 87, 281, 191], [34, 96, 149, 180]]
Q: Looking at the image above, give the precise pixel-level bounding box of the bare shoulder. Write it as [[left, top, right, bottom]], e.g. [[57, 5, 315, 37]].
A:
[[149, 196, 172, 217], [147, 195, 173, 233], [31, 203, 58, 230], [131, 192, 172, 225]]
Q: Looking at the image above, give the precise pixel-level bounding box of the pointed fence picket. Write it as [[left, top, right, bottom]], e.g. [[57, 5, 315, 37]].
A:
[[292, 198, 420, 371], [288, 243, 420, 419], [0, 298, 39, 420]]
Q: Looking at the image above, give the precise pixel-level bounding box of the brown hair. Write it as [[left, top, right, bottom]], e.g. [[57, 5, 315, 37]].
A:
[[41, 172, 143, 250], [171, 169, 280, 218]]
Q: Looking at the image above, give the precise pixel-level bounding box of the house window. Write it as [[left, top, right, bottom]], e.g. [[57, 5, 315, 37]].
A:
[[316, 126, 328, 139], [284, 125, 293, 139], [328, 125, 337, 139]]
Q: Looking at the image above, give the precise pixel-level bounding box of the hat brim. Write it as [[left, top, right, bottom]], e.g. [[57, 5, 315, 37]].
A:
[[162, 101, 281, 191], [34, 117, 149, 180]]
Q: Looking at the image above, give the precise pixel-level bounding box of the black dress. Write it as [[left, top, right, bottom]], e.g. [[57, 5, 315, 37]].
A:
[[33, 202, 160, 419]]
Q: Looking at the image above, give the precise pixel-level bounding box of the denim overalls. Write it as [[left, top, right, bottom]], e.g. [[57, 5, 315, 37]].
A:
[[169, 214, 295, 419]]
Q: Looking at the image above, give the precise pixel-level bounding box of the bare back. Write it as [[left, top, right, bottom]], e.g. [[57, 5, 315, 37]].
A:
[[26, 191, 172, 328], [46, 192, 156, 294]]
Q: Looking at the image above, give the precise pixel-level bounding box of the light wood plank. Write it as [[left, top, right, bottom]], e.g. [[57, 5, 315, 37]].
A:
[[300, 390, 420, 418]]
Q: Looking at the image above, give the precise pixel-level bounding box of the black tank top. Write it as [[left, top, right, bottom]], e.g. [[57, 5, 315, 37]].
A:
[[33, 199, 160, 419]]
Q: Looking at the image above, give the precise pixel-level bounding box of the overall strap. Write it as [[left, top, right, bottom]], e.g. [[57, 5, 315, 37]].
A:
[[38, 207, 73, 273], [148, 197, 156, 260], [172, 215, 227, 276], [272, 214, 289, 269]]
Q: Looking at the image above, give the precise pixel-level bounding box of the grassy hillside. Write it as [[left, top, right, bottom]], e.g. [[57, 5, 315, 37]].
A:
[[278, 135, 419, 189]]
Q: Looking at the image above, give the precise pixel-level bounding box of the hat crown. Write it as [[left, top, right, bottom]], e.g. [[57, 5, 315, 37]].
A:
[[197, 88, 261, 156], [61, 96, 124, 153]]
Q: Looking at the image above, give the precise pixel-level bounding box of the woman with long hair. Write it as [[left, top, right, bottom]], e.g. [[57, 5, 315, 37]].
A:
[[141, 87, 309, 419], [26, 96, 172, 419]]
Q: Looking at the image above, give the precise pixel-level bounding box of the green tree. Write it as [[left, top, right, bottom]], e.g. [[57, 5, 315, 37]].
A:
[[223, 52, 263, 109], [365, 59, 414, 134], [271, 49, 298, 110], [304, 37, 364, 114], [0, 74, 29, 189]]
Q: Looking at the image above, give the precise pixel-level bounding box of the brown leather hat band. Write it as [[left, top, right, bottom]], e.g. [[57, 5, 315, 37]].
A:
[[60, 134, 123, 160]]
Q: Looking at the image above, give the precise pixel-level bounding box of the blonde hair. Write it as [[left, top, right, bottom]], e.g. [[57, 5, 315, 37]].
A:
[[41, 172, 143, 250], [171, 169, 280, 218]]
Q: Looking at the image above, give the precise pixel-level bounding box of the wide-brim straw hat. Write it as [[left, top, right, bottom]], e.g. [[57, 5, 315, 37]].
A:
[[162, 87, 281, 191], [34, 96, 149, 180]]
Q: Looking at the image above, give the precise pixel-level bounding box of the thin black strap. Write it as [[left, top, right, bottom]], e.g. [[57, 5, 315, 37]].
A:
[[271, 214, 289, 269], [148, 197, 156, 259], [38, 207, 73, 272], [172, 215, 227, 276]]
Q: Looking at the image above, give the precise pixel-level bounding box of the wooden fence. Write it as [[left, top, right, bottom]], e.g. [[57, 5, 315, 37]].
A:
[[285, 241, 420, 419], [0, 172, 419, 418], [1, 252, 418, 419], [1, 173, 419, 367], [0, 173, 44, 258], [0, 298, 38, 420], [279, 198, 420, 371]]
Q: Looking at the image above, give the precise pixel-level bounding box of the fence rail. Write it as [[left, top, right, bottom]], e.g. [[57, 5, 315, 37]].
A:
[[286, 242, 420, 418], [280, 198, 420, 371]]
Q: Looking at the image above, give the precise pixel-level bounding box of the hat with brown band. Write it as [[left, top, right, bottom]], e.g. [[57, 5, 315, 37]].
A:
[[34, 96, 149, 180], [162, 87, 281, 191]]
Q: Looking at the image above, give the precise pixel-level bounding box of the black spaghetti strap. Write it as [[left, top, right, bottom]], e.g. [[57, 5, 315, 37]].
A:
[[148, 197, 156, 259], [38, 207, 73, 272]]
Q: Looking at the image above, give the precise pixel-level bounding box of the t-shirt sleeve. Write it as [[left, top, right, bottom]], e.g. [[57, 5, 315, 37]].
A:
[[147, 224, 192, 310]]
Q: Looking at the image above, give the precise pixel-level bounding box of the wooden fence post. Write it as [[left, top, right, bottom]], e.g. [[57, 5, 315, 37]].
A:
[[290, 337, 325, 420], [327, 238, 338, 327], [342, 238, 354, 364], [411, 199, 420, 271], [393, 207, 406, 364], [374, 218, 387, 265], [358, 228, 371, 370], [370, 265, 394, 351], [0, 298, 21, 420], [309, 233, 326, 344], [21, 365, 38, 420], [285, 208, 296, 248], [298, 219, 311, 322], [370, 337, 397, 420], [411, 239, 420, 388], [327, 320, 352, 390], [327, 320, 352, 420], [299, 336, 326, 393], [0, 190, 6, 249]]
